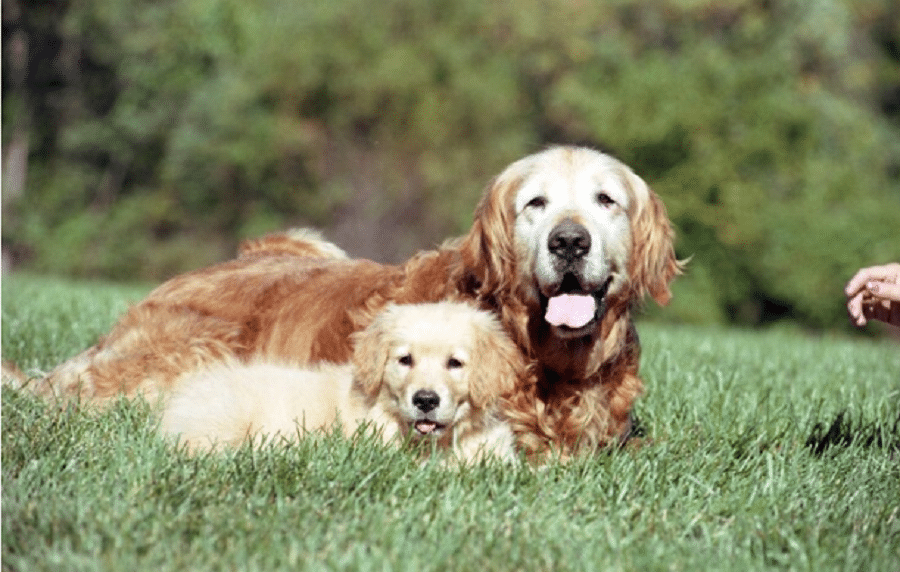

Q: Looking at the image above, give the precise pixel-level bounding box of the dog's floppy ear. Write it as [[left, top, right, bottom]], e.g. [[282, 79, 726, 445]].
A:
[[458, 173, 523, 299], [350, 307, 395, 398], [467, 314, 524, 410], [622, 169, 684, 306]]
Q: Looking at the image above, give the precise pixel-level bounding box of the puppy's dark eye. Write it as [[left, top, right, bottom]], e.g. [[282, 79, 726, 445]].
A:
[[447, 357, 464, 369], [525, 196, 547, 209], [596, 192, 615, 207], [398, 354, 413, 367]]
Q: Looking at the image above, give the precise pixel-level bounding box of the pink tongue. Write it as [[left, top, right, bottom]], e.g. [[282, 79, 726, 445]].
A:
[[545, 294, 596, 328], [415, 421, 437, 434]]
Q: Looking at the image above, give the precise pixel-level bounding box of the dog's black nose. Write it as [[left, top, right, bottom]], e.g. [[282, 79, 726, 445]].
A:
[[548, 219, 591, 262], [412, 389, 440, 413]]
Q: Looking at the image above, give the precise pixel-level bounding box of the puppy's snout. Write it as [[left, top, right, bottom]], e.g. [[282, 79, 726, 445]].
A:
[[412, 389, 440, 413], [548, 219, 591, 262]]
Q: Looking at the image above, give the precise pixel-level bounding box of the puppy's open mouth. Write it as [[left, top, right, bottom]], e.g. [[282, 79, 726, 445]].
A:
[[413, 420, 447, 436], [541, 274, 613, 336]]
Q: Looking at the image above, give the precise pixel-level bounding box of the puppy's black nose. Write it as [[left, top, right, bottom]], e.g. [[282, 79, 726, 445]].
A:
[[412, 389, 440, 413], [548, 219, 591, 262]]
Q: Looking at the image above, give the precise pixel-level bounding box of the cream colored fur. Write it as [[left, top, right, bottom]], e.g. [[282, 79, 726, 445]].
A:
[[160, 302, 525, 462]]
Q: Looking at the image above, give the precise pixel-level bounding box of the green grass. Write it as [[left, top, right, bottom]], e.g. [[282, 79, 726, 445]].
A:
[[3, 273, 899, 572]]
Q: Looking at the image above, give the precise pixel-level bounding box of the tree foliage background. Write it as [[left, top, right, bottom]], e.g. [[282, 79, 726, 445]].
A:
[[3, 0, 899, 330]]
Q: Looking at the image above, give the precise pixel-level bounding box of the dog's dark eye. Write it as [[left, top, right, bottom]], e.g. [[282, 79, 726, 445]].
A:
[[525, 196, 547, 210], [596, 192, 615, 207], [447, 357, 464, 369], [398, 354, 414, 367]]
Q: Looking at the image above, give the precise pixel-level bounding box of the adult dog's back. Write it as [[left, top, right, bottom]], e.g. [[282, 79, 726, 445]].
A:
[[38, 250, 460, 406]]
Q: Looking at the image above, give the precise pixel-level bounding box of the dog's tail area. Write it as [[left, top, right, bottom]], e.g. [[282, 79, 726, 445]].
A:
[[238, 228, 348, 260], [2, 355, 87, 405], [2, 360, 29, 389], [0, 359, 61, 402]]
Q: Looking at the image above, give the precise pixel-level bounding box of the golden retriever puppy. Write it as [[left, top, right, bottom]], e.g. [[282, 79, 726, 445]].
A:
[[159, 302, 523, 462], [33, 146, 681, 457]]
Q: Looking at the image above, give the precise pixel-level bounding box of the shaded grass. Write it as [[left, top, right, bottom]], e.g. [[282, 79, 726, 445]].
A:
[[2, 274, 899, 571]]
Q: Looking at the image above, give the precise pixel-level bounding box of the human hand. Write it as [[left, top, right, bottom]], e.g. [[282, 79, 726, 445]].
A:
[[845, 263, 900, 327]]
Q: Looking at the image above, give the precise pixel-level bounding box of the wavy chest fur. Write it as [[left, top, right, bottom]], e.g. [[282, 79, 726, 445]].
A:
[[499, 298, 642, 457]]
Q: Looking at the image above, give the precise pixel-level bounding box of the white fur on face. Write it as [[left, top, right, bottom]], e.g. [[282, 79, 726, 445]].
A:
[[501, 148, 648, 335], [383, 343, 470, 436], [376, 304, 491, 439], [512, 149, 634, 300]]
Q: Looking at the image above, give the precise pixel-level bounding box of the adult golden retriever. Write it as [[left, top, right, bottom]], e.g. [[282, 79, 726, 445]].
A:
[[36, 146, 681, 456], [160, 302, 521, 462]]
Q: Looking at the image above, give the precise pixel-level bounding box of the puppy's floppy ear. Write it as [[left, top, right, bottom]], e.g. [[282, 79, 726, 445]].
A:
[[623, 169, 684, 306], [350, 306, 395, 398], [467, 314, 525, 410], [458, 173, 523, 298]]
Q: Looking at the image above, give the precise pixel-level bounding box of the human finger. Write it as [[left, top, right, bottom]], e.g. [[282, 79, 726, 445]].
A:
[[867, 280, 900, 303], [844, 264, 900, 297], [847, 291, 868, 326]]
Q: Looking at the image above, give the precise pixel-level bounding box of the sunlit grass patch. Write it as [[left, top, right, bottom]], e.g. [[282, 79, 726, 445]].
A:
[[2, 274, 898, 571]]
